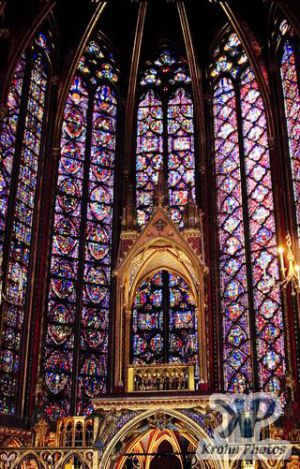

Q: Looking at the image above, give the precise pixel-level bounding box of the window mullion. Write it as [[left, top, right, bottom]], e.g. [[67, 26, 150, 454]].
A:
[[70, 88, 95, 416], [162, 270, 169, 363], [235, 80, 259, 392], [162, 91, 169, 182], [0, 57, 32, 302]]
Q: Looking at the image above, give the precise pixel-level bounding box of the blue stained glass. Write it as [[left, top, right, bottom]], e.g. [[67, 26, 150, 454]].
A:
[[132, 271, 199, 381], [0, 33, 50, 415], [212, 32, 285, 393], [43, 36, 118, 420], [136, 51, 195, 228]]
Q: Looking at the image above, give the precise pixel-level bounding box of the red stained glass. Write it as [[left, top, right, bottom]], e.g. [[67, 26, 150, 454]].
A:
[[132, 270, 199, 383], [212, 33, 285, 394], [213, 77, 252, 391], [136, 90, 163, 226], [281, 40, 300, 238], [0, 34, 50, 416], [136, 50, 195, 228], [44, 37, 118, 420]]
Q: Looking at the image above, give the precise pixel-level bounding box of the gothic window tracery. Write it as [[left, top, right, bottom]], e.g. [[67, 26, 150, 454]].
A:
[[43, 36, 118, 420], [136, 50, 195, 228], [132, 270, 198, 378], [211, 32, 285, 393], [0, 5, 295, 428], [0, 32, 51, 416]]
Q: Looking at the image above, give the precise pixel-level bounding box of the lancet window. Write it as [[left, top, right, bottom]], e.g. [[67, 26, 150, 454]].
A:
[[43, 36, 118, 420], [211, 32, 285, 393], [0, 32, 51, 416], [278, 20, 300, 238], [136, 50, 195, 228], [132, 270, 198, 369]]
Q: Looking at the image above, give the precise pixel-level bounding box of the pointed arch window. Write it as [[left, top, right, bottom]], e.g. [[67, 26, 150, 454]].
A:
[[43, 37, 119, 420], [132, 270, 198, 373], [211, 33, 285, 393], [278, 20, 300, 238], [0, 32, 51, 416], [136, 50, 195, 228]]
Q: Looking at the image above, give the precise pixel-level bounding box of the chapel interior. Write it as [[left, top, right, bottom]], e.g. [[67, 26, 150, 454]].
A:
[[0, 0, 300, 468]]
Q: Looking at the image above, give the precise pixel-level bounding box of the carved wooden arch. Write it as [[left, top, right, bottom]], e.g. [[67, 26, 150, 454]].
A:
[[114, 206, 208, 390]]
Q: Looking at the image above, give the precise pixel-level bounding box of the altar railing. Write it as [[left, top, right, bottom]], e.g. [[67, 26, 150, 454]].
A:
[[127, 364, 195, 392]]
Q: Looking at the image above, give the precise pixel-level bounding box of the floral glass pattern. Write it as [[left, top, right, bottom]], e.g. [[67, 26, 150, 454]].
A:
[[43, 38, 118, 420], [211, 33, 285, 393], [0, 33, 50, 416], [136, 50, 195, 228]]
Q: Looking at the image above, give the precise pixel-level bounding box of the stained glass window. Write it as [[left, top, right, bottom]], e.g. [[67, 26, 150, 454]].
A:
[[211, 33, 285, 393], [132, 270, 199, 380], [136, 50, 195, 228], [43, 37, 118, 420], [0, 32, 51, 416], [279, 23, 300, 239]]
